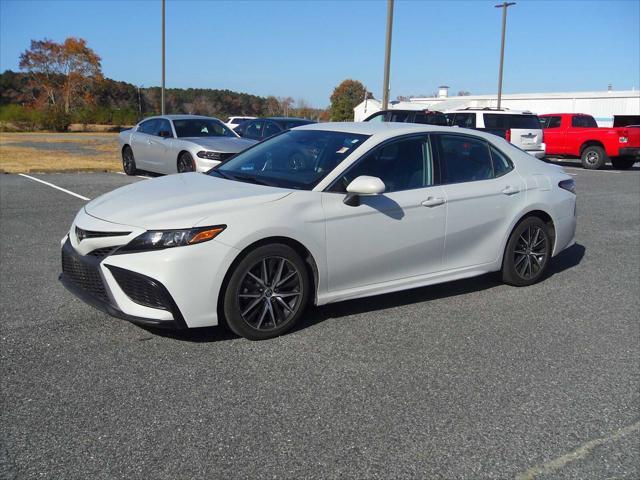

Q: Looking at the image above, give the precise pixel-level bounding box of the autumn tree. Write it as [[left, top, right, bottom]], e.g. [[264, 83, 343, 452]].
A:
[[19, 37, 103, 113], [329, 79, 368, 121]]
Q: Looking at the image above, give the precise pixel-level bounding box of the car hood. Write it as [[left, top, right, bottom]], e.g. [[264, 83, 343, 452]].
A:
[[181, 136, 257, 152], [85, 173, 291, 230]]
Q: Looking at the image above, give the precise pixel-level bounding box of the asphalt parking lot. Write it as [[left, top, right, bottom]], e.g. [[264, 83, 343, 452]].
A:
[[1, 163, 638, 479]]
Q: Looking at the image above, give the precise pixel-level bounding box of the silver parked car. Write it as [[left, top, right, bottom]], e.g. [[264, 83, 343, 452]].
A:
[[118, 115, 258, 175]]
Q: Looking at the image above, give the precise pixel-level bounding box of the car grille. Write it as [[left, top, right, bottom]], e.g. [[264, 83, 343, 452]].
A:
[[75, 227, 130, 242], [61, 249, 108, 302], [109, 267, 170, 311], [208, 152, 234, 162]]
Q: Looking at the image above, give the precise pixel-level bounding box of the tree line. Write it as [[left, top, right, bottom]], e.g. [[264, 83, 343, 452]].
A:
[[0, 37, 330, 131]]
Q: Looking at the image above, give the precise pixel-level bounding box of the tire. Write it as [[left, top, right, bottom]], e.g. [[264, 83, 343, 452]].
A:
[[122, 146, 138, 175], [580, 145, 607, 170], [222, 244, 310, 340], [177, 152, 195, 173], [501, 216, 552, 287], [611, 157, 636, 170]]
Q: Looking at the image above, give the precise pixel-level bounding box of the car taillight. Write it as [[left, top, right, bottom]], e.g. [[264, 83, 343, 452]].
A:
[[505, 129, 511, 142], [559, 179, 576, 194]]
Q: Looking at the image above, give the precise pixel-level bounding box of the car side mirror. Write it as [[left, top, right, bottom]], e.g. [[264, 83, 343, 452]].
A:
[[159, 130, 172, 138], [343, 175, 386, 206]]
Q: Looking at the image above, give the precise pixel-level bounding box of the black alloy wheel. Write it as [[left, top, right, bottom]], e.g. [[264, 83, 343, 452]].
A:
[[502, 217, 551, 286], [177, 152, 195, 173], [223, 244, 309, 340], [122, 146, 137, 175]]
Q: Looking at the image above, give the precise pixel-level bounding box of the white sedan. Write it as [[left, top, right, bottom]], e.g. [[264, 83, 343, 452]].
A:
[[118, 115, 257, 175], [61, 122, 577, 340]]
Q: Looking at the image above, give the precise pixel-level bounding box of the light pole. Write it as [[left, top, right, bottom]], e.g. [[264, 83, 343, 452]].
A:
[[495, 2, 515, 109], [382, 0, 394, 110], [161, 0, 166, 115]]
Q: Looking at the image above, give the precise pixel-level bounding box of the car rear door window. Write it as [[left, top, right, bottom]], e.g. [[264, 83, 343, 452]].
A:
[[450, 113, 475, 128], [332, 136, 433, 193], [436, 134, 494, 184], [489, 145, 513, 177], [571, 116, 598, 128], [388, 111, 410, 123], [414, 112, 449, 126], [483, 114, 507, 129]]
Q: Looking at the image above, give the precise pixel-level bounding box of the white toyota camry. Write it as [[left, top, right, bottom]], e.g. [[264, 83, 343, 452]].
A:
[[61, 122, 577, 340]]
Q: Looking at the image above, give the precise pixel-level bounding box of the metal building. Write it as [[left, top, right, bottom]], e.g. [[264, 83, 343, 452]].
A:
[[354, 86, 640, 127]]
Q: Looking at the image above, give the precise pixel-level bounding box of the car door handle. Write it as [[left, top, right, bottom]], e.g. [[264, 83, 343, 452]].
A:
[[501, 186, 520, 195], [421, 197, 446, 207]]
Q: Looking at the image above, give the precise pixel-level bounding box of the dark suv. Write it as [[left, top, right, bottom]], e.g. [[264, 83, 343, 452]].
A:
[[363, 109, 449, 126], [235, 117, 316, 141]]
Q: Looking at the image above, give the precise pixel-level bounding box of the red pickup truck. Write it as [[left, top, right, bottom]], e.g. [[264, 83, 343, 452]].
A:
[[539, 113, 640, 169]]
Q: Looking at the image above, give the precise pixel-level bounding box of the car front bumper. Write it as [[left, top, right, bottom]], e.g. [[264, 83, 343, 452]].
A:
[[59, 219, 239, 329], [619, 147, 640, 159]]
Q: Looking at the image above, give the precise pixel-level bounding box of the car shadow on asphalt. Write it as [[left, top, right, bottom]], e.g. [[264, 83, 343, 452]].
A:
[[148, 243, 586, 343]]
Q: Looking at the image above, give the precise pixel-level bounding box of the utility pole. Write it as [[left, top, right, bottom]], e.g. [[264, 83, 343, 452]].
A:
[[382, 0, 394, 110], [161, 0, 166, 115], [495, 2, 515, 109]]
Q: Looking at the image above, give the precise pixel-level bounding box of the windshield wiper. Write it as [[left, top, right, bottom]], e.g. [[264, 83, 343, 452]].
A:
[[230, 174, 274, 187]]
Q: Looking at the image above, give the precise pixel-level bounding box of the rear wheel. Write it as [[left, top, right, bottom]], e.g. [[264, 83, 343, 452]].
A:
[[122, 146, 137, 175], [177, 152, 195, 173], [223, 244, 310, 340], [611, 157, 636, 170], [581, 145, 607, 170], [501, 217, 552, 287]]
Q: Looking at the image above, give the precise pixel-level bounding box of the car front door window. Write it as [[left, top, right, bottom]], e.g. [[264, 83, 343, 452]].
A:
[[263, 122, 281, 139], [332, 136, 433, 193]]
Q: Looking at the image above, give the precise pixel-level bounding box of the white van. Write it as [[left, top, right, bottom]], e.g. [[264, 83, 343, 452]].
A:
[[445, 108, 546, 158]]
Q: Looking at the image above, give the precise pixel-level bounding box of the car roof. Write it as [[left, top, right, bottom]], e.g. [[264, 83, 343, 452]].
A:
[[296, 121, 503, 140], [142, 115, 222, 121], [445, 109, 534, 115], [267, 117, 314, 121]]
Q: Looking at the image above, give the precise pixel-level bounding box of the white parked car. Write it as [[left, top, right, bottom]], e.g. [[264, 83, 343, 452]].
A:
[[61, 122, 576, 340], [118, 115, 257, 175], [226, 116, 257, 130], [446, 108, 546, 159]]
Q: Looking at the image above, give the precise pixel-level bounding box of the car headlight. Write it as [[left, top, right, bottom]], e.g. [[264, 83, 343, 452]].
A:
[[197, 150, 222, 160], [119, 225, 226, 252]]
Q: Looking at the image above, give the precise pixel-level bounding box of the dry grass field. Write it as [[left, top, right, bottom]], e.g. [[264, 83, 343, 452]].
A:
[[0, 132, 121, 173]]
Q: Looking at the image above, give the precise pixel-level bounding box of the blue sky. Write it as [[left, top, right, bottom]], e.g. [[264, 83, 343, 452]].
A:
[[1, 0, 638, 107]]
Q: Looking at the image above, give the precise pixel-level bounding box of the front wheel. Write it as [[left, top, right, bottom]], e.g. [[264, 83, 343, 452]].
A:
[[581, 145, 607, 170], [611, 157, 636, 170], [501, 217, 552, 287], [177, 152, 195, 173], [122, 146, 138, 175], [222, 244, 310, 340]]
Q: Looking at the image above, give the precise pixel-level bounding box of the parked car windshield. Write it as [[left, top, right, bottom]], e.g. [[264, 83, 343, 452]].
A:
[[173, 118, 236, 138], [211, 130, 370, 190]]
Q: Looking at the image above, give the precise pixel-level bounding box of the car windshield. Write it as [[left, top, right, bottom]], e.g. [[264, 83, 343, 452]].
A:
[[211, 130, 370, 190], [173, 118, 236, 138]]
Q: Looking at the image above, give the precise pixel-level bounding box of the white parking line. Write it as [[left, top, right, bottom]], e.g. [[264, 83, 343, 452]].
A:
[[115, 171, 152, 179], [18, 174, 90, 201]]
